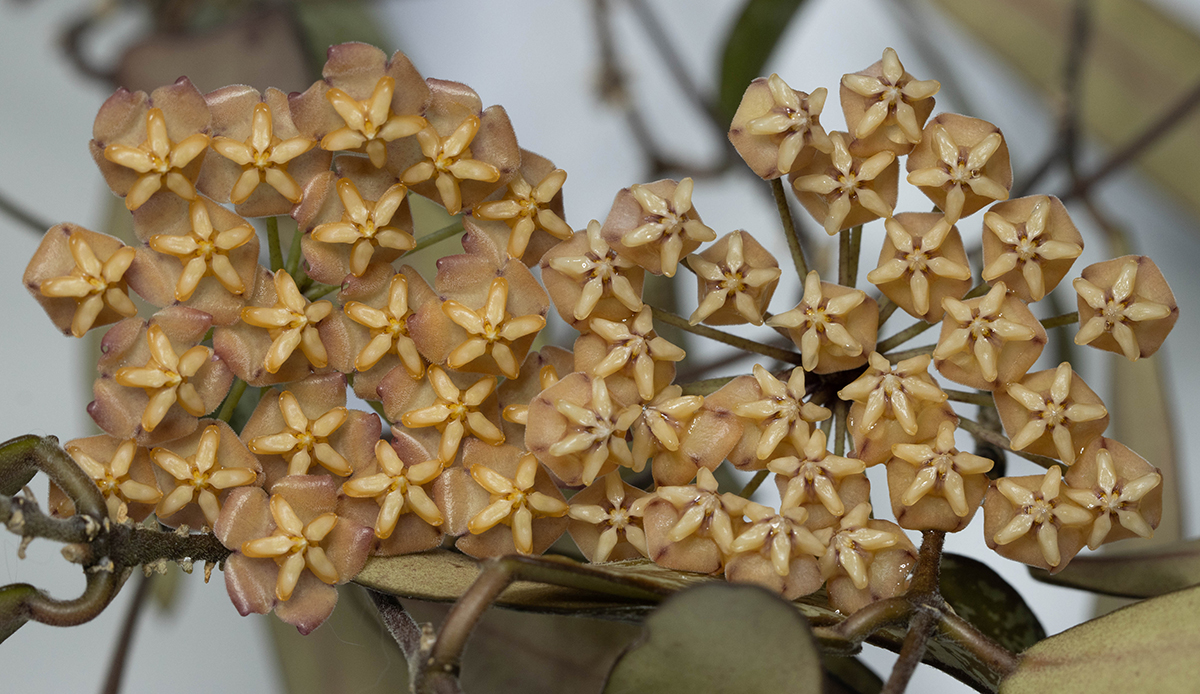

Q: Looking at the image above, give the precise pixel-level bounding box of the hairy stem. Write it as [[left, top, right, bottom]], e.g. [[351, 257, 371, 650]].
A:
[[412, 219, 465, 252], [772, 178, 808, 277], [217, 379, 248, 423], [651, 306, 804, 365]]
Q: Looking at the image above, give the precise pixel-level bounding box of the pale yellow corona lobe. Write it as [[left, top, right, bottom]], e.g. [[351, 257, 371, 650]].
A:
[[474, 169, 572, 258], [344, 273, 424, 377], [400, 367, 504, 464], [152, 424, 257, 525], [443, 277, 546, 379]]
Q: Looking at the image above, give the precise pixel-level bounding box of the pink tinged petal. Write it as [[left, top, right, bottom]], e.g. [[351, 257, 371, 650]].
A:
[[993, 514, 1034, 545], [1037, 523, 1062, 567], [160, 485, 195, 517], [1010, 419, 1048, 451], [1086, 513, 1112, 550]]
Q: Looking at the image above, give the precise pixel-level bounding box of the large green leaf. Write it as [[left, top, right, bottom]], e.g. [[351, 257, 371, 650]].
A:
[[942, 554, 1046, 655], [717, 0, 810, 122], [1000, 585, 1200, 693], [602, 583, 823, 694], [930, 0, 1200, 220], [1030, 538, 1200, 598]]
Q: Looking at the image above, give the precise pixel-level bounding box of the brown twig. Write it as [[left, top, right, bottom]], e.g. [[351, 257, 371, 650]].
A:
[[957, 416, 1062, 470], [772, 178, 809, 277], [99, 574, 152, 694], [651, 306, 805, 365]]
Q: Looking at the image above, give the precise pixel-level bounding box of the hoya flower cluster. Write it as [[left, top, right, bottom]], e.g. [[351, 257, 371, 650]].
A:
[[23, 43, 1177, 633]]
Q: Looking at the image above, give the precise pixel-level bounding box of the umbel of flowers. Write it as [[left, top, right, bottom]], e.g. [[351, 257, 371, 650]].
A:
[[23, 43, 1177, 633]]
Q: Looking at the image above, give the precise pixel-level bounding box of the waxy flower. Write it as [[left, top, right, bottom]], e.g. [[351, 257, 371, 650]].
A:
[[55, 436, 160, 523], [642, 468, 736, 574], [472, 151, 572, 262], [542, 219, 645, 328], [525, 373, 641, 487], [1074, 255, 1178, 361], [342, 438, 444, 547], [995, 363, 1109, 464], [600, 178, 716, 278], [732, 365, 831, 463], [25, 225, 137, 337], [201, 86, 329, 217], [725, 501, 825, 600], [933, 282, 1045, 390], [1063, 438, 1162, 550], [568, 472, 650, 563], [840, 48, 940, 156], [114, 325, 215, 433], [584, 307, 686, 401], [887, 419, 993, 532], [687, 230, 781, 326], [981, 195, 1083, 302], [240, 270, 334, 374], [216, 476, 373, 634], [309, 177, 414, 278], [768, 270, 878, 373], [727, 74, 832, 179], [866, 214, 971, 321], [813, 503, 916, 614], [143, 199, 256, 304], [440, 277, 546, 379], [984, 466, 1092, 571], [790, 131, 898, 236], [151, 420, 261, 529], [391, 366, 505, 464], [838, 352, 947, 438], [459, 443, 569, 558], [906, 114, 1011, 223], [92, 78, 211, 210], [768, 429, 869, 530]]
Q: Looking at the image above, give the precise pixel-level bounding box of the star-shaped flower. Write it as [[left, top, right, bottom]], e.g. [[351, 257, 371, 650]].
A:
[[211, 102, 315, 204], [103, 108, 210, 210], [321, 75, 427, 168], [841, 47, 940, 145], [152, 424, 259, 526], [906, 116, 1010, 223], [342, 439, 444, 539], [1063, 441, 1161, 550], [37, 230, 137, 337], [1003, 363, 1108, 464], [247, 391, 351, 476], [401, 116, 501, 215], [148, 199, 254, 301], [240, 270, 333, 373], [838, 352, 946, 436], [742, 76, 833, 175], [467, 452, 569, 555], [982, 197, 1082, 301], [400, 366, 504, 463], [768, 428, 867, 520], [933, 282, 1041, 388], [473, 168, 572, 259], [544, 376, 641, 486], [734, 365, 831, 460], [616, 178, 717, 277], [588, 307, 686, 401], [544, 219, 644, 324], [866, 215, 971, 319], [311, 179, 414, 277], [890, 419, 993, 518], [343, 272, 424, 377], [442, 277, 547, 379], [631, 385, 706, 465], [687, 230, 782, 326], [567, 471, 649, 563], [729, 502, 826, 578], [791, 132, 896, 235], [768, 271, 874, 373], [64, 437, 161, 523], [990, 466, 1092, 568], [1074, 257, 1175, 361], [653, 468, 736, 553], [241, 494, 343, 601], [815, 503, 903, 590], [114, 324, 214, 432]]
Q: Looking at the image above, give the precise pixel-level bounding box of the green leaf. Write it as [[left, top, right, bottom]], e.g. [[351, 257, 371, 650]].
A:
[[603, 583, 823, 694], [1030, 538, 1200, 598], [294, 0, 391, 76], [1000, 585, 1200, 693], [717, 0, 810, 122], [942, 554, 1046, 654], [823, 655, 883, 694], [0, 435, 38, 496], [0, 584, 34, 645]]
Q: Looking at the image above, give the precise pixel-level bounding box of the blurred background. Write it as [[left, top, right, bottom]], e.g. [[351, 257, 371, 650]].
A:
[[1, 0, 1199, 691]]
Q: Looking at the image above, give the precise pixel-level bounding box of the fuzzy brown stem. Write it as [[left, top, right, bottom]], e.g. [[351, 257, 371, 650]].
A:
[[881, 608, 938, 694]]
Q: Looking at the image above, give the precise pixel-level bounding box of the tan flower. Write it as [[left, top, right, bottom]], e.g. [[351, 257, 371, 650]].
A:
[[586, 307, 686, 401], [148, 199, 255, 301], [768, 270, 878, 373], [1063, 438, 1162, 550], [790, 131, 898, 236], [768, 428, 868, 529], [866, 214, 972, 321], [813, 502, 916, 614], [727, 74, 832, 179], [101, 106, 210, 210], [442, 277, 547, 379], [542, 220, 645, 327], [240, 270, 333, 374], [473, 163, 572, 260], [995, 363, 1109, 464], [461, 446, 569, 557], [840, 47, 940, 155], [497, 346, 574, 445], [984, 466, 1092, 571], [725, 501, 825, 600], [400, 115, 502, 215], [1074, 256, 1177, 361], [733, 365, 831, 462], [981, 195, 1083, 302], [311, 179, 414, 277], [906, 114, 1011, 223], [114, 324, 215, 433], [525, 373, 641, 487], [687, 230, 781, 326], [27, 226, 137, 337], [600, 178, 716, 277], [322, 77, 427, 168], [887, 419, 993, 532], [342, 439, 444, 539], [57, 436, 160, 523], [152, 421, 260, 528], [567, 472, 649, 563], [642, 467, 737, 574], [838, 352, 947, 437], [342, 271, 425, 377], [398, 366, 505, 464], [933, 282, 1045, 390], [248, 391, 351, 477]]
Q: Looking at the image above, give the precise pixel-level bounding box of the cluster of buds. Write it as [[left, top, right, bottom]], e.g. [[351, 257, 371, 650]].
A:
[[22, 42, 1177, 633]]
